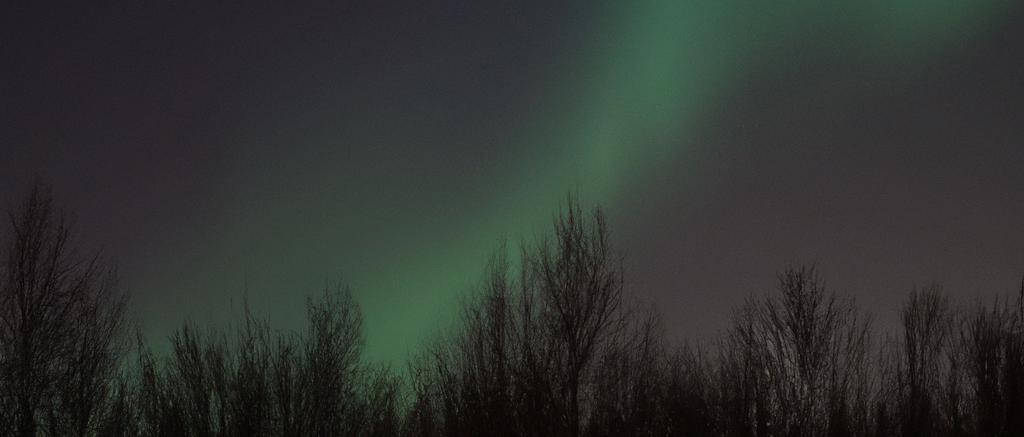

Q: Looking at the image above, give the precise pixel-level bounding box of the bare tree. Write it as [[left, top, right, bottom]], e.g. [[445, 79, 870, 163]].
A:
[[523, 196, 632, 437], [0, 181, 129, 437], [894, 286, 957, 437], [358, 363, 402, 437], [962, 294, 1024, 437], [228, 303, 274, 437], [587, 309, 668, 437], [403, 357, 442, 437], [297, 283, 366, 437], [661, 345, 715, 437], [408, 196, 639, 437], [721, 266, 871, 437], [128, 282, 375, 437], [406, 244, 519, 437]]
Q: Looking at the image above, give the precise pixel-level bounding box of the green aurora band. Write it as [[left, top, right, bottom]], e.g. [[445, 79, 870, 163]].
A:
[[173, 0, 1014, 362]]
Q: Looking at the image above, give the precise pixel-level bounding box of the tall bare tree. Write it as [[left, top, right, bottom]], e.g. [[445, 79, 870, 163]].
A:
[[962, 294, 1024, 437], [0, 181, 129, 437], [297, 284, 366, 437], [407, 196, 640, 437], [895, 286, 957, 437], [721, 266, 871, 437], [523, 197, 631, 437]]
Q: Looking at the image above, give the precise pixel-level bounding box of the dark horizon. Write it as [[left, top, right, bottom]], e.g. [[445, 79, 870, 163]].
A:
[[1, 186, 1022, 437]]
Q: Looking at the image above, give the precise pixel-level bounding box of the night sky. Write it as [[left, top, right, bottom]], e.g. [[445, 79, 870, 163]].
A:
[[3, 1, 1023, 362]]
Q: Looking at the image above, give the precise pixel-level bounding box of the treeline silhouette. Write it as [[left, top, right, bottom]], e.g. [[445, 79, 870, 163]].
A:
[[1, 181, 1022, 437]]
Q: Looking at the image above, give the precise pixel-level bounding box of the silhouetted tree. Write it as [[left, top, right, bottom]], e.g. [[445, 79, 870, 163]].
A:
[[894, 286, 957, 437], [129, 283, 375, 437], [962, 294, 1024, 437], [661, 345, 715, 437], [410, 196, 646, 437], [0, 181, 129, 437], [721, 266, 871, 437], [297, 284, 366, 437], [94, 366, 139, 437], [404, 355, 442, 437], [358, 363, 402, 437], [587, 310, 669, 437], [228, 304, 274, 437], [407, 244, 520, 437], [524, 197, 632, 437]]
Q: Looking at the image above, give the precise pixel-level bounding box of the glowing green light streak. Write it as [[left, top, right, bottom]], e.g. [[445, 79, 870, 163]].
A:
[[358, 0, 1013, 362], [209, 0, 1014, 363]]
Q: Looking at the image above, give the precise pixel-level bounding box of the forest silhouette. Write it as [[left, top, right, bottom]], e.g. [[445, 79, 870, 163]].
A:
[[1, 180, 1022, 437]]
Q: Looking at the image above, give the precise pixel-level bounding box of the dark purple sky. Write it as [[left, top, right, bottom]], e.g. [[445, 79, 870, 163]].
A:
[[3, 1, 1023, 360]]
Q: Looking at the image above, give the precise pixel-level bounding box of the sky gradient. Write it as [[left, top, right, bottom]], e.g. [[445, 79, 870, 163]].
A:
[[3, 1, 1023, 361]]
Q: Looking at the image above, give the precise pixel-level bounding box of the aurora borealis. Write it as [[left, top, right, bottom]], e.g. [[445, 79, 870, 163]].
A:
[[3, 1, 1023, 362]]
